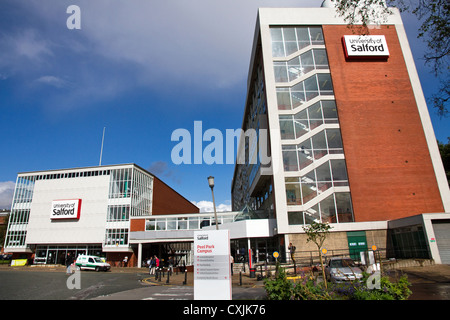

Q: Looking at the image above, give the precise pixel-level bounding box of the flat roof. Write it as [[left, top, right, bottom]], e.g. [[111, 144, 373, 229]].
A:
[[18, 163, 149, 176]]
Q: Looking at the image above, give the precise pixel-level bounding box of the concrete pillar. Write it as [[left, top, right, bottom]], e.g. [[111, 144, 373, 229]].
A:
[[137, 243, 142, 268]]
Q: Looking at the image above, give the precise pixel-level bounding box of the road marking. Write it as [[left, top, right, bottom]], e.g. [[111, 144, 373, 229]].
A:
[[141, 286, 193, 300]]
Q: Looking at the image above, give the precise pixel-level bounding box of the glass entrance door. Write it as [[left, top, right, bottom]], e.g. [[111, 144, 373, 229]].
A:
[[46, 250, 57, 264]]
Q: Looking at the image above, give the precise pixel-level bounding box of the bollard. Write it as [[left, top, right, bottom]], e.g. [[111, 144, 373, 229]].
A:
[[158, 268, 162, 281], [183, 270, 187, 285], [166, 269, 170, 284], [155, 268, 158, 280], [239, 271, 242, 286]]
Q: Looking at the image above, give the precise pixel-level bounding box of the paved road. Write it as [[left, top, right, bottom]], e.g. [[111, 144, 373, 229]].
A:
[[0, 268, 266, 300], [0, 270, 147, 300]]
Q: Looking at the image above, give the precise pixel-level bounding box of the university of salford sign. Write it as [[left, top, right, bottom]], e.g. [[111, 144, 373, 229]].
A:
[[342, 35, 390, 58], [51, 199, 82, 220]]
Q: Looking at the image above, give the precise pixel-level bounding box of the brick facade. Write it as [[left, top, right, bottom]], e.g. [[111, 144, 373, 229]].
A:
[[323, 25, 444, 221]]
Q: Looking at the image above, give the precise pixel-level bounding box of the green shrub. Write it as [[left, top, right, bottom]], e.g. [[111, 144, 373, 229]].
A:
[[264, 268, 412, 300], [263, 267, 293, 300], [350, 273, 412, 300]]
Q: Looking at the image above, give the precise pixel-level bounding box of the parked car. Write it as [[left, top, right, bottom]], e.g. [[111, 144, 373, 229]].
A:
[[75, 255, 110, 272], [324, 257, 363, 283]]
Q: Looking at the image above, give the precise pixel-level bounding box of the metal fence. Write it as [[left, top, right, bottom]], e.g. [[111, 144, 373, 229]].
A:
[[287, 245, 430, 269]]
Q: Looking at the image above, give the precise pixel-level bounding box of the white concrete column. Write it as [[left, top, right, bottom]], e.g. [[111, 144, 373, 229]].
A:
[[137, 243, 142, 268]]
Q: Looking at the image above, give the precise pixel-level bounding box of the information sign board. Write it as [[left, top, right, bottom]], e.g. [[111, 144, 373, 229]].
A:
[[194, 230, 231, 300]]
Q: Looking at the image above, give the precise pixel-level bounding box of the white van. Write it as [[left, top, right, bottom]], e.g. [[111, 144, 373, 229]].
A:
[[75, 255, 110, 272]]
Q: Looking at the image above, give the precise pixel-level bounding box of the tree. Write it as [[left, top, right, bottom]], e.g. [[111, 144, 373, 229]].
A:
[[0, 213, 9, 251], [438, 138, 450, 185], [303, 221, 332, 289], [333, 0, 449, 117]]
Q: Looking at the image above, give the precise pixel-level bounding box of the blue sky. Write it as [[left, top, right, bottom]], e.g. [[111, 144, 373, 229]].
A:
[[0, 0, 448, 211]]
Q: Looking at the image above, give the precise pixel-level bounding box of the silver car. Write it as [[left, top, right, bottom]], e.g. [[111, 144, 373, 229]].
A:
[[325, 257, 363, 283]]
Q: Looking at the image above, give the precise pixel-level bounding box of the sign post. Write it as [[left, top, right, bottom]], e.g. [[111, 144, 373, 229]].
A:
[[194, 230, 231, 300]]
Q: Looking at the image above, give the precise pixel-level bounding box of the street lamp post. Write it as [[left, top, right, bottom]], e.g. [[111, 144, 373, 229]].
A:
[[207, 176, 219, 230]]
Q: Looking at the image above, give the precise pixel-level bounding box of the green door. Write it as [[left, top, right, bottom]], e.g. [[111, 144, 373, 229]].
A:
[[347, 231, 368, 261]]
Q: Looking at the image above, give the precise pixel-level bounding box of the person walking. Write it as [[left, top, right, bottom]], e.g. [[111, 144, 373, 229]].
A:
[[230, 255, 234, 276], [66, 252, 74, 275], [154, 255, 160, 273], [168, 256, 174, 275], [149, 257, 155, 274]]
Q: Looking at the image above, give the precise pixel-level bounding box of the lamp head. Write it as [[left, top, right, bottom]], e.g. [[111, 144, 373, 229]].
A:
[[207, 176, 215, 189]]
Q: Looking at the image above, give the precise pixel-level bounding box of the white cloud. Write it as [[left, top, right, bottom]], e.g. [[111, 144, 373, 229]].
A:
[[0, 181, 15, 210], [11, 29, 53, 61], [35, 75, 70, 88], [192, 200, 231, 213], [1, 0, 319, 109], [17, 0, 315, 89]]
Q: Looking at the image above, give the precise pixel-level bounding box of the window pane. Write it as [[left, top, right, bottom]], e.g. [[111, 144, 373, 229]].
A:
[[274, 62, 288, 82], [300, 50, 314, 74], [294, 108, 308, 120], [156, 220, 166, 230], [146, 220, 156, 230], [272, 42, 285, 57], [296, 27, 310, 49], [308, 103, 324, 130], [313, 49, 329, 68], [277, 90, 291, 110], [331, 159, 348, 181], [309, 27, 324, 44], [177, 218, 188, 230], [288, 65, 303, 82], [283, 28, 297, 41], [308, 102, 322, 119], [318, 74, 333, 92], [287, 56, 303, 81], [304, 75, 319, 101], [291, 91, 305, 108], [282, 149, 298, 171], [320, 194, 336, 223], [167, 218, 176, 230], [316, 162, 332, 181], [326, 129, 343, 149], [288, 211, 304, 225], [295, 120, 309, 138], [335, 193, 354, 222], [279, 117, 295, 139], [270, 28, 283, 41], [322, 100, 338, 120], [312, 130, 327, 150], [304, 204, 320, 224], [304, 76, 318, 91], [301, 182, 317, 204], [286, 182, 301, 205], [188, 217, 199, 230], [298, 149, 313, 169], [285, 42, 298, 56]]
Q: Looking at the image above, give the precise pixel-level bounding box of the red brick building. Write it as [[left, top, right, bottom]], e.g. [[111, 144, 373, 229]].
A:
[[231, 5, 450, 262]]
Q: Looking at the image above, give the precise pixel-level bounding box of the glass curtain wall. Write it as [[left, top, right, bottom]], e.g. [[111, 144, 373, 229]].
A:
[[4, 175, 36, 248], [271, 26, 354, 225], [105, 165, 153, 247]]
